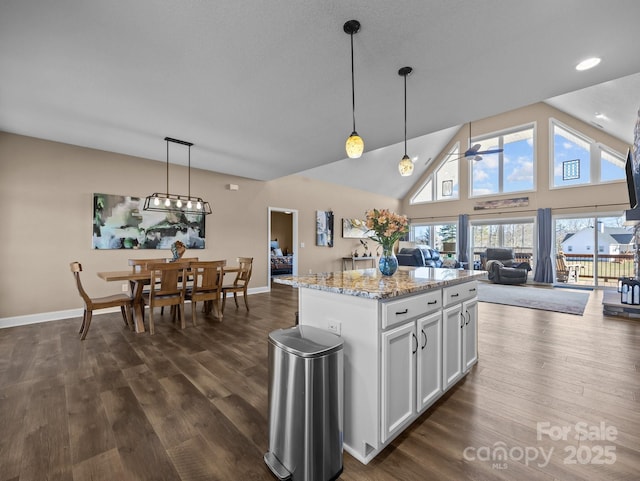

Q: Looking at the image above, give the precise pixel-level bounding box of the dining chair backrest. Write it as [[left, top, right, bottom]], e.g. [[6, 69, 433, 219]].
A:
[[190, 261, 225, 295], [234, 257, 253, 286], [147, 261, 189, 297], [174, 256, 199, 264], [70, 261, 90, 304], [128, 258, 166, 272]]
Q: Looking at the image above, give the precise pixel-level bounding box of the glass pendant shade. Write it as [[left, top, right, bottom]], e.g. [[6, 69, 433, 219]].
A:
[[346, 132, 364, 158], [398, 154, 414, 176]]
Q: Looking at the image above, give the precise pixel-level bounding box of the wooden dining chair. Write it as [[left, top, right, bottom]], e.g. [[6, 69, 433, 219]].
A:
[[142, 262, 188, 334], [128, 258, 166, 272], [185, 260, 226, 325], [222, 257, 253, 313], [70, 262, 133, 340]]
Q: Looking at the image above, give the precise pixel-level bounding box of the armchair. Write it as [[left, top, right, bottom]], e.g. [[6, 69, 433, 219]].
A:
[[485, 248, 531, 285]]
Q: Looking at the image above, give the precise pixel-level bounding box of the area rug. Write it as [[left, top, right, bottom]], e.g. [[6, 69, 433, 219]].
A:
[[476, 283, 590, 315]]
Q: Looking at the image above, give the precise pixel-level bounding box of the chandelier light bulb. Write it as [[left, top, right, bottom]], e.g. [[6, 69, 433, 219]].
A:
[[176, 198, 182, 208], [187, 200, 192, 209], [164, 198, 171, 207], [196, 201, 202, 210], [153, 197, 160, 206]]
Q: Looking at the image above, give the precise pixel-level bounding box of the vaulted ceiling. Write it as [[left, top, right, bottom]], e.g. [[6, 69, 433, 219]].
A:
[[2, 1, 640, 198]]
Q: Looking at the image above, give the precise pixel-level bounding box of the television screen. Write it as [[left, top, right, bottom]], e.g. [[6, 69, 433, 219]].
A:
[[625, 148, 638, 209]]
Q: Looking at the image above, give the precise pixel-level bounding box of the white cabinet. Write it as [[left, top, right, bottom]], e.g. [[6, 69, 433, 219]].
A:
[[462, 298, 478, 372], [381, 292, 442, 443], [442, 303, 463, 390], [381, 321, 416, 443], [416, 311, 442, 412], [442, 282, 478, 391]]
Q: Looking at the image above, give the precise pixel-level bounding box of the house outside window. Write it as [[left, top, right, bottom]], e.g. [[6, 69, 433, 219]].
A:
[[470, 124, 535, 197], [550, 119, 625, 188]]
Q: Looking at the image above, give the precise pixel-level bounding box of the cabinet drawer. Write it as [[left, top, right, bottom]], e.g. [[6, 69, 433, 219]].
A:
[[442, 281, 477, 307], [423, 290, 442, 315], [382, 293, 432, 329]]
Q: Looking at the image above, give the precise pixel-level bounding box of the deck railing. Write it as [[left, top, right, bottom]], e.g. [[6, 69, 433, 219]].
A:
[[564, 253, 635, 282], [472, 250, 635, 284]]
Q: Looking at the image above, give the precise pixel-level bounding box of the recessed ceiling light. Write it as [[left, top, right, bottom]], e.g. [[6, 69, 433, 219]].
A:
[[594, 112, 608, 120], [576, 57, 601, 71]]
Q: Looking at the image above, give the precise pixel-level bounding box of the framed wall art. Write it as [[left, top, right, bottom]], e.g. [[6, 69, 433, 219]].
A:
[[342, 218, 372, 239], [92, 193, 205, 249], [316, 210, 334, 247]]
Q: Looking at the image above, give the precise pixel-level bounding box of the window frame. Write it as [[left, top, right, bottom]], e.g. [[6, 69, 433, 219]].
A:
[[549, 118, 626, 189], [410, 142, 460, 205], [468, 122, 537, 199], [409, 221, 457, 251]]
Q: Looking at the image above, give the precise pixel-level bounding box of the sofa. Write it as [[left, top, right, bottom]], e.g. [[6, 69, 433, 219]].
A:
[[396, 247, 459, 268], [485, 247, 531, 284]]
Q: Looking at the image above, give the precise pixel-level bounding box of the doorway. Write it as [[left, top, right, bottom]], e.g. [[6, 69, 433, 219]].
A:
[[268, 207, 298, 287]]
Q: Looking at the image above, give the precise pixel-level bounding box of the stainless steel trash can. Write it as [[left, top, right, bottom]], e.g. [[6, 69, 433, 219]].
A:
[[264, 325, 344, 481]]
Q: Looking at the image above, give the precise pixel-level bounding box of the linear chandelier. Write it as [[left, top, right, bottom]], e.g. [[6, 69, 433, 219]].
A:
[[143, 137, 212, 215]]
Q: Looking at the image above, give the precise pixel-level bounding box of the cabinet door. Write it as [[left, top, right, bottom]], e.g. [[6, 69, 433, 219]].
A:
[[381, 321, 416, 443], [442, 304, 463, 391], [416, 311, 442, 412], [462, 298, 478, 371]]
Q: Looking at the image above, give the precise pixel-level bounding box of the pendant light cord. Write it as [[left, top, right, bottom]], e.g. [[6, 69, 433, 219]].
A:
[[166, 139, 169, 196], [404, 73, 407, 156], [350, 32, 356, 133]]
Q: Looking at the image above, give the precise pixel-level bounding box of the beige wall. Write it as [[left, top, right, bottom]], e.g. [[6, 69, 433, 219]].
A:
[[401, 102, 630, 220], [0, 132, 399, 319]]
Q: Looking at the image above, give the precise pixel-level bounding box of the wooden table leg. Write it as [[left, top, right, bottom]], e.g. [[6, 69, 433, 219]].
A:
[[130, 280, 146, 333]]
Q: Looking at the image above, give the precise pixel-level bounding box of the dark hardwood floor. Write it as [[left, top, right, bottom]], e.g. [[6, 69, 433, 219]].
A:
[[1, 284, 639, 481]]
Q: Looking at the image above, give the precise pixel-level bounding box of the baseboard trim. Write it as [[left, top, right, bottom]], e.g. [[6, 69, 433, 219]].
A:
[[0, 308, 85, 330], [0, 287, 269, 330]]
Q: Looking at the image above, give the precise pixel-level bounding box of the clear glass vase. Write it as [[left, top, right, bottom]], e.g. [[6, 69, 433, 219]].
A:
[[378, 247, 398, 276]]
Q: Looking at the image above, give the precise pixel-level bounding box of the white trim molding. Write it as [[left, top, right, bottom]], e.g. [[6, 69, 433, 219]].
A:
[[0, 287, 269, 330]]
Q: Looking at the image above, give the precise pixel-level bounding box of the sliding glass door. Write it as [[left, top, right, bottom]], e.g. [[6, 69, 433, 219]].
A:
[[471, 218, 535, 270], [553, 213, 633, 287]]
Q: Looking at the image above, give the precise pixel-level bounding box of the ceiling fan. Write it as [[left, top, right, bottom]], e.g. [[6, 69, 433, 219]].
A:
[[449, 122, 504, 161]]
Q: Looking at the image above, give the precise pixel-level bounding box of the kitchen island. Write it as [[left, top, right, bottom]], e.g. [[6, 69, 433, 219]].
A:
[[274, 266, 486, 464]]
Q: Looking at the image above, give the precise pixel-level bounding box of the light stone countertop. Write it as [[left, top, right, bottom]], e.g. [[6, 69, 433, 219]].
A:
[[273, 266, 487, 300]]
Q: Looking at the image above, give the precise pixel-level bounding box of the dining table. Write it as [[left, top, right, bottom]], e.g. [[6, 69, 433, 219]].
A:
[[97, 264, 240, 333]]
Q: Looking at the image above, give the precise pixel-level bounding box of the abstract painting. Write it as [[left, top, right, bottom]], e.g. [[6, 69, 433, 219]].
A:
[[342, 218, 372, 238], [316, 210, 334, 247], [92, 193, 205, 249]]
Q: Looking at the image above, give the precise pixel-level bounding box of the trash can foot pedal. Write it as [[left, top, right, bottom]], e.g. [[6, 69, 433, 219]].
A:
[[264, 452, 291, 480]]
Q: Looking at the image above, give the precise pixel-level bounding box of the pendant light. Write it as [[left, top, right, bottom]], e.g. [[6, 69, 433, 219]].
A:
[[398, 66, 414, 176], [143, 137, 212, 215], [344, 20, 364, 159]]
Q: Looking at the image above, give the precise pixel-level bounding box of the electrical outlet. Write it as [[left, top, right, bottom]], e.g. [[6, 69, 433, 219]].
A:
[[121, 283, 129, 292], [300, 242, 305, 248], [308, 269, 313, 274], [327, 320, 341, 335]]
